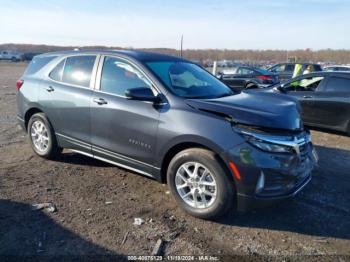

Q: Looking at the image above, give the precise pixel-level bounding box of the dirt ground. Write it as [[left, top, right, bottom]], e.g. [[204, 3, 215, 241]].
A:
[[0, 62, 349, 261]]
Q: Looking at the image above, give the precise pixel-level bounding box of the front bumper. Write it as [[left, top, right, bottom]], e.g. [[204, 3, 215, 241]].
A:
[[236, 173, 311, 211], [223, 140, 317, 212]]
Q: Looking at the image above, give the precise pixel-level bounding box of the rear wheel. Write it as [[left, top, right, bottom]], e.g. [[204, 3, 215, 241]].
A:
[[28, 113, 62, 159], [167, 148, 235, 219]]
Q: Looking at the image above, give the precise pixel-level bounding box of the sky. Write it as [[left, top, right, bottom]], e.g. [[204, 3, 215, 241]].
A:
[[0, 0, 349, 50]]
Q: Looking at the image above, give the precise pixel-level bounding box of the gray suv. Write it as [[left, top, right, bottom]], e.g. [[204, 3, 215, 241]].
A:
[[16, 50, 318, 219]]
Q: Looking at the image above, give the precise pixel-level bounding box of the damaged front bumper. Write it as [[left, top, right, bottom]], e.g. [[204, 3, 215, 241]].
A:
[[222, 129, 318, 212]]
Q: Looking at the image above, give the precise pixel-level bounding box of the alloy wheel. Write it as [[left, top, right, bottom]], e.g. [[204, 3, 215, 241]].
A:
[[175, 162, 217, 209]]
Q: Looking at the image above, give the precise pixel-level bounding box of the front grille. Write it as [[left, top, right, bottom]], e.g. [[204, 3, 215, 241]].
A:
[[298, 142, 310, 163]]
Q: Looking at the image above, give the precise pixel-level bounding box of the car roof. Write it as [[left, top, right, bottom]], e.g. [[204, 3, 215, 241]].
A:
[[325, 65, 350, 68], [36, 49, 187, 63], [296, 71, 350, 78], [272, 62, 320, 66]]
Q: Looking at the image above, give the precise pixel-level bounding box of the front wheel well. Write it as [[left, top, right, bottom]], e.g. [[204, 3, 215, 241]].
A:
[[24, 108, 43, 130], [245, 82, 258, 89], [160, 142, 234, 185]]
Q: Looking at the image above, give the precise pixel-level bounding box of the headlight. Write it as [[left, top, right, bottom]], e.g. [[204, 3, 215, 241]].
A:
[[234, 125, 311, 154], [246, 135, 292, 153], [235, 128, 295, 153]]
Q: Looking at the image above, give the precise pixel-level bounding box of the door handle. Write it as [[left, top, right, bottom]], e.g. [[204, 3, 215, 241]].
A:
[[46, 86, 54, 92], [93, 98, 108, 105], [303, 95, 313, 99]]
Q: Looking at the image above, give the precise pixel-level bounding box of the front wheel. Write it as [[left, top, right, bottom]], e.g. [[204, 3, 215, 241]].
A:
[[27, 113, 62, 159], [167, 148, 235, 220]]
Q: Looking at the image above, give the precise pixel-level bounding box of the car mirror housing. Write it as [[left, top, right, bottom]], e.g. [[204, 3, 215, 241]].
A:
[[125, 87, 160, 103]]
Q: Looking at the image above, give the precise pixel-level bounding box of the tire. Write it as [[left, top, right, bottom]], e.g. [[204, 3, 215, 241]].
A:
[[167, 148, 235, 220], [27, 113, 62, 159], [245, 82, 258, 89]]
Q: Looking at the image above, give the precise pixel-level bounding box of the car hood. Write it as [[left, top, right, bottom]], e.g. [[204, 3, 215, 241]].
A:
[[186, 91, 302, 131]]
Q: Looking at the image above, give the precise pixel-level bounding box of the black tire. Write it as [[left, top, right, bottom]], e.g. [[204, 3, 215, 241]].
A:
[[27, 113, 62, 159], [245, 82, 258, 89], [167, 148, 235, 220]]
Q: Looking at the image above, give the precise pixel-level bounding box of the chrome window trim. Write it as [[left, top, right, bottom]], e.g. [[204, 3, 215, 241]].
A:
[[46, 54, 100, 90], [95, 54, 162, 98]]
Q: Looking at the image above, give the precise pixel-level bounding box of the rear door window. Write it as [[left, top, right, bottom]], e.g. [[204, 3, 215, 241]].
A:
[[325, 77, 350, 92], [284, 64, 295, 72], [62, 55, 96, 87], [270, 64, 285, 73], [237, 67, 255, 75], [24, 56, 57, 75]]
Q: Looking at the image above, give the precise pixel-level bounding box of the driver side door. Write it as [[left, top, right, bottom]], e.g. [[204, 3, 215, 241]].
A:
[[90, 56, 160, 175]]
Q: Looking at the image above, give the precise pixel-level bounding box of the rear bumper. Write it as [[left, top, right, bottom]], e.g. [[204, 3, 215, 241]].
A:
[[17, 115, 26, 131]]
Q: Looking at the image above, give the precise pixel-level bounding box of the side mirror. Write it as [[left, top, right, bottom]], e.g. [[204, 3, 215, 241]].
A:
[[125, 87, 160, 103]]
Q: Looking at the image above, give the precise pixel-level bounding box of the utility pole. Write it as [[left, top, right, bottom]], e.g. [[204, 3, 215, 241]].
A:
[[180, 35, 183, 58]]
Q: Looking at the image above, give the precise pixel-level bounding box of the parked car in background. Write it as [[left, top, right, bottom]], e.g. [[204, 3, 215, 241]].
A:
[[270, 72, 350, 135], [324, 65, 350, 72], [218, 66, 279, 90], [23, 52, 42, 61], [17, 50, 317, 219], [268, 63, 322, 82], [0, 50, 23, 61]]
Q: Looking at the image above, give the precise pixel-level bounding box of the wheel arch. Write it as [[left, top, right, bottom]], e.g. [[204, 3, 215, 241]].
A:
[[245, 81, 259, 89], [159, 140, 234, 185], [24, 107, 44, 130]]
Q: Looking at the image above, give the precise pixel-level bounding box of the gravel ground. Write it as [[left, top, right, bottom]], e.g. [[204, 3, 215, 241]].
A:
[[0, 62, 349, 261]]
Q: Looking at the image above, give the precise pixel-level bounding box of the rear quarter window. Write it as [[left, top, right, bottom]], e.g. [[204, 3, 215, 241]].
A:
[[24, 56, 57, 75]]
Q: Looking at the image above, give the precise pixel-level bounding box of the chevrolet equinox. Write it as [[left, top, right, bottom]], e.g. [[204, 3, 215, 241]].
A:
[[16, 50, 318, 219]]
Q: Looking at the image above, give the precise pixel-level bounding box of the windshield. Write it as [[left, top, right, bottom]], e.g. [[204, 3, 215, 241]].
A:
[[146, 61, 235, 99]]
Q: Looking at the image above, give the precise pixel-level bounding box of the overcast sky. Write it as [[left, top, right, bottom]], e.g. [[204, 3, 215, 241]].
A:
[[1, 0, 349, 50]]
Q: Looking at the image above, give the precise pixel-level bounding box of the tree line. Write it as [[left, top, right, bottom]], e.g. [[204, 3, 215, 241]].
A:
[[1, 44, 350, 64]]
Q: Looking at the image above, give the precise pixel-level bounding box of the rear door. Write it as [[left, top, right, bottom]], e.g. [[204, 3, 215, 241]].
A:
[[90, 55, 160, 174], [39, 55, 98, 152], [312, 76, 350, 130], [283, 75, 326, 124]]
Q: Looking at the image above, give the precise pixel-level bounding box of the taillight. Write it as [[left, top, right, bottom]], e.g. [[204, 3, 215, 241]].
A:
[[16, 79, 24, 90], [257, 75, 272, 81]]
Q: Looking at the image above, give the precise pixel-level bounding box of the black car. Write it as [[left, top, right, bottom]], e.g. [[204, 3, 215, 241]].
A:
[[16, 50, 317, 219], [268, 63, 322, 82], [270, 72, 350, 135], [218, 66, 279, 90]]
